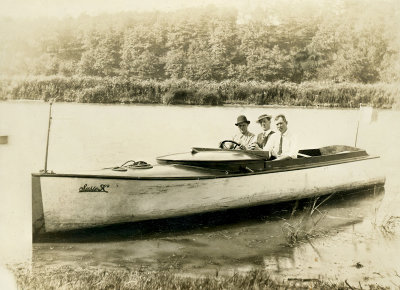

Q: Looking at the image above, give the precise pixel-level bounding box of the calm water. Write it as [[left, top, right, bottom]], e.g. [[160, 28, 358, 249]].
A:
[[1, 101, 400, 286]]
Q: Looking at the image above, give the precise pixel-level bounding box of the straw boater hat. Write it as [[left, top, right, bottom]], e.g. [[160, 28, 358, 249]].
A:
[[256, 114, 272, 123], [235, 115, 250, 126]]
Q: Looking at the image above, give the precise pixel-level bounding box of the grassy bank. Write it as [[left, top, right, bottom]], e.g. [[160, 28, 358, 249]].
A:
[[13, 265, 388, 290], [0, 76, 398, 108]]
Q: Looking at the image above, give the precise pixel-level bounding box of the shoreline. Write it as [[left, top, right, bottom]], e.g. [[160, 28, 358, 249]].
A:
[[0, 99, 397, 111], [10, 264, 392, 289], [1, 77, 398, 109]]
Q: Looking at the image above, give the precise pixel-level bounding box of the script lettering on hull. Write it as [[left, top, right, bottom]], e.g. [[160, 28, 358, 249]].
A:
[[79, 184, 110, 193]]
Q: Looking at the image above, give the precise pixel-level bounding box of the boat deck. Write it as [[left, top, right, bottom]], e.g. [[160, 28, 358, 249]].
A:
[[32, 164, 228, 179], [32, 145, 377, 180]]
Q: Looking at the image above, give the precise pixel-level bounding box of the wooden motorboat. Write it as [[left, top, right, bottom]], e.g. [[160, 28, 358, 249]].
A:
[[32, 145, 385, 234]]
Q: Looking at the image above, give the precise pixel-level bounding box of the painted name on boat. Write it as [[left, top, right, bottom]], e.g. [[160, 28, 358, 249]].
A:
[[79, 184, 110, 193]]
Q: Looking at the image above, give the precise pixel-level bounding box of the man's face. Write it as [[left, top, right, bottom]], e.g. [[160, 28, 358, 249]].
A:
[[237, 122, 249, 134], [275, 117, 287, 133], [259, 118, 271, 131]]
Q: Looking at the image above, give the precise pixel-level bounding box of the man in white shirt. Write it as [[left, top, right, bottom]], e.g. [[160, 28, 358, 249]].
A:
[[264, 114, 298, 160], [250, 113, 275, 151]]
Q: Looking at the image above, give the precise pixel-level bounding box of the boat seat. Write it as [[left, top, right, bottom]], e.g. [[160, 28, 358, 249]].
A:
[[298, 149, 321, 157], [319, 145, 360, 155]]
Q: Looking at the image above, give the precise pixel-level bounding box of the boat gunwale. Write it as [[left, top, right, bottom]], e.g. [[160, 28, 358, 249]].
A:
[[156, 149, 269, 162], [31, 154, 381, 181]]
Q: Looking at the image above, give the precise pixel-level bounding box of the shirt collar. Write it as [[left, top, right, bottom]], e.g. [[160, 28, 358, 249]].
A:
[[263, 129, 272, 136], [280, 129, 289, 136]]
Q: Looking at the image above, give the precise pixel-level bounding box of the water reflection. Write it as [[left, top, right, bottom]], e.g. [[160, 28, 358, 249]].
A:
[[34, 187, 385, 274]]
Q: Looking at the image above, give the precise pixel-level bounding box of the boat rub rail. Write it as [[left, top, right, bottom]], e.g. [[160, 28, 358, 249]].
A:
[[31, 151, 379, 181]]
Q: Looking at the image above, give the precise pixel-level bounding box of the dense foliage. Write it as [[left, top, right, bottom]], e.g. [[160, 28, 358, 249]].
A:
[[0, 0, 399, 84], [0, 76, 397, 107]]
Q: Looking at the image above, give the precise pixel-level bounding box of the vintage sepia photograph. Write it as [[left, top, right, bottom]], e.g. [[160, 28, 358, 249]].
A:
[[1, 0, 399, 288]]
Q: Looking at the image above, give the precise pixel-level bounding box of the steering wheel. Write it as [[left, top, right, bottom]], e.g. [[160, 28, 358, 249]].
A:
[[219, 140, 242, 150]]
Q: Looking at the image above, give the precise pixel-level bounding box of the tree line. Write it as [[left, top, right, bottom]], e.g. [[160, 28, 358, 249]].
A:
[[0, 0, 399, 84]]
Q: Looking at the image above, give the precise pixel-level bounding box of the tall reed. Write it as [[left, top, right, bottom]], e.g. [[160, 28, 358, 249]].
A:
[[0, 76, 398, 108]]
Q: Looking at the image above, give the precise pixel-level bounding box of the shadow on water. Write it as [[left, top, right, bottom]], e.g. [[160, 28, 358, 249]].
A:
[[34, 186, 385, 244]]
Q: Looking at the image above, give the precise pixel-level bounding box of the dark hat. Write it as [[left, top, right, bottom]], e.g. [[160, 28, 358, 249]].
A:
[[256, 114, 272, 123], [235, 115, 250, 126]]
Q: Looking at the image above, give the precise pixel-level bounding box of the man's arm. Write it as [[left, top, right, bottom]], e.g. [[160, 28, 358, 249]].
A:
[[250, 143, 262, 150], [250, 134, 263, 150], [287, 133, 298, 159], [243, 135, 256, 150], [276, 133, 298, 160], [263, 134, 277, 158]]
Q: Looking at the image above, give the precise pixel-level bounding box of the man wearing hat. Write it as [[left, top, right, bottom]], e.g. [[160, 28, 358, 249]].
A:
[[230, 115, 255, 150], [250, 114, 275, 150]]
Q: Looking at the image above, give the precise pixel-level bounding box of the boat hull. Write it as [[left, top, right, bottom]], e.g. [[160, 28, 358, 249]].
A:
[[33, 156, 385, 233]]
